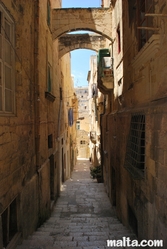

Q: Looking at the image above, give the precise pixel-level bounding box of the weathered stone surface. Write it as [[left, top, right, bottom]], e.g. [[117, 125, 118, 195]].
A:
[[52, 8, 112, 40], [58, 34, 107, 57], [16, 160, 137, 249], [0, 0, 77, 246]]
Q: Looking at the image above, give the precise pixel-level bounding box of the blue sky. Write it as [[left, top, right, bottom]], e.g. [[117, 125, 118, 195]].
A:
[[62, 0, 101, 8], [62, 0, 101, 87]]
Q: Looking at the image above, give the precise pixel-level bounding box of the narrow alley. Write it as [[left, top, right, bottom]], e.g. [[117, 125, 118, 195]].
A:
[[1, 0, 167, 247], [16, 159, 136, 249]]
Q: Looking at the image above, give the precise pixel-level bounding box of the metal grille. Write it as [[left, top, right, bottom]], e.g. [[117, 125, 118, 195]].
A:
[[125, 114, 145, 175]]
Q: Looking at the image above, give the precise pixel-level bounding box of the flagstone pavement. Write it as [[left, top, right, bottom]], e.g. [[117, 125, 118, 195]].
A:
[[16, 159, 138, 249]]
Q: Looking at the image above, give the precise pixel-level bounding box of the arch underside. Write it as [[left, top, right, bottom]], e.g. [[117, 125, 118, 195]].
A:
[[59, 47, 97, 58], [58, 33, 108, 57], [54, 27, 112, 41]]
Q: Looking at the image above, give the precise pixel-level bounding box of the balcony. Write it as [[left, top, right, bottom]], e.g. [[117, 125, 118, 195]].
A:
[[90, 131, 96, 144], [97, 49, 114, 94]]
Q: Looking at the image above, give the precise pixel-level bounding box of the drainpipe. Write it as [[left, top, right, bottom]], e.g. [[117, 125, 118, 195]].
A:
[[100, 95, 106, 182], [34, 0, 40, 171]]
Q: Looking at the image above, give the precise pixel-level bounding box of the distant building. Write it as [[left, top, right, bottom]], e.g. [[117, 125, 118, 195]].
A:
[[87, 55, 102, 167], [75, 87, 90, 158]]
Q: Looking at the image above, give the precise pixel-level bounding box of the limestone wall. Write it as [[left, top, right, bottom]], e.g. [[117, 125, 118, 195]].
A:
[[0, 0, 76, 246], [0, 1, 37, 245], [101, 0, 167, 245]]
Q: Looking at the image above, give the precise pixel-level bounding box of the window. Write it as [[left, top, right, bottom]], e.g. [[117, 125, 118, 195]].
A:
[[76, 121, 80, 130], [117, 24, 121, 53], [48, 134, 53, 148], [124, 114, 145, 178], [47, 63, 52, 92], [137, 0, 154, 50], [2, 198, 18, 247], [80, 140, 86, 145], [0, 4, 15, 115]]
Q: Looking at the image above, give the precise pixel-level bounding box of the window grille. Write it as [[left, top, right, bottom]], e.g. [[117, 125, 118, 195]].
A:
[[124, 114, 145, 178]]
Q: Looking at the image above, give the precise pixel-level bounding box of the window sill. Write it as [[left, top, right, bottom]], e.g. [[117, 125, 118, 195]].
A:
[[124, 165, 144, 180], [6, 232, 21, 249], [45, 92, 56, 102]]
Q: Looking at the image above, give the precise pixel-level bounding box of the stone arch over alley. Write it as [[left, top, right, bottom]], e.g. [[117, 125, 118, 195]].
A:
[[52, 8, 113, 41], [58, 34, 109, 58]]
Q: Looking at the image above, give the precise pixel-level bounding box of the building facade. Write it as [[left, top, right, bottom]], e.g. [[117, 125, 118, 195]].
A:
[[1, 0, 167, 247], [0, 0, 76, 248], [99, 0, 167, 245], [75, 87, 90, 159], [87, 55, 102, 167]]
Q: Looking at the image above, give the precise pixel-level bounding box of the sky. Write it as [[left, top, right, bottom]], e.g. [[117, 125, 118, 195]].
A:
[[62, 0, 101, 87]]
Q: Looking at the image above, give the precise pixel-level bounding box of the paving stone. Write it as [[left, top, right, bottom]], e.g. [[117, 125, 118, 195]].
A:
[[16, 159, 138, 249], [53, 241, 77, 246]]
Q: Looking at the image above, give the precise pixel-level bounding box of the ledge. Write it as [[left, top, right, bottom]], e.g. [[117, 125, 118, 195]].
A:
[[6, 232, 22, 249], [124, 164, 144, 180], [45, 92, 56, 102]]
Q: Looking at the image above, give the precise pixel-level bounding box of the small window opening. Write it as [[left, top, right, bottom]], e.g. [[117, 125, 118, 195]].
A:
[[48, 134, 53, 148], [76, 121, 80, 130], [80, 140, 86, 144], [117, 24, 121, 53], [2, 198, 18, 248], [47, 63, 52, 92]]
